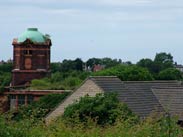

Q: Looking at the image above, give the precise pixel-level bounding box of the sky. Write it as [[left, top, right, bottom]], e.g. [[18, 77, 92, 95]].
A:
[[0, 0, 183, 63]]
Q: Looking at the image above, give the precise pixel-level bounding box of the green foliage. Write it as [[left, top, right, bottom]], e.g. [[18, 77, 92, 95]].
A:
[[0, 72, 11, 92], [50, 62, 62, 73], [1, 107, 183, 137], [86, 57, 121, 70], [0, 63, 12, 72], [137, 58, 154, 72], [63, 77, 82, 89], [94, 65, 154, 81], [30, 71, 90, 90], [30, 79, 50, 90], [154, 52, 173, 64], [0, 63, 12, 92], [12, 93, 69, 121], [60, 58, 84, 72], [158, 68, 182, 80], [137, 52, 174, 75], [137, 52, 179, 80], [63, 93, 138, 125], [0, 116, 25, 137]]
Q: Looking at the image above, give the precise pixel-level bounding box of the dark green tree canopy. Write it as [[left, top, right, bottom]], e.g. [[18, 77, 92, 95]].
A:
[[94, 65, 154, 81], [154, 52, 173, 63], [86, 57, 121, 70], [137, 52, 175, 76], [158, 68, 182, 80], [137, 58, 154, 72]]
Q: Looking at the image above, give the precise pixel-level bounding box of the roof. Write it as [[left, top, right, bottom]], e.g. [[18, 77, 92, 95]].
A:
[[89, 76, 124, 92], [17, 28, 49, 43], [152, 87, 183, 120], [89, 76, 183, 119], [121, 81, 181, 118]]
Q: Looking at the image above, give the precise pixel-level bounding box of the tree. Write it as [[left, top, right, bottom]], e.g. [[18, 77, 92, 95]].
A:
[[50, 62, 61, 73], [86, 58, 101, 69], [154, 52, 174, 71], [60, 59, 76, 72], [0, 63, 12, 72], [158, 68, 182, 80], [137, 53, 175, 76], [137, 58, 154, 72], [74, 58, 83, 71], [100, 57, 120, 68], [60, 59, 84, 72], [94, 65, 154, 81], [154, 52, 173, 64]]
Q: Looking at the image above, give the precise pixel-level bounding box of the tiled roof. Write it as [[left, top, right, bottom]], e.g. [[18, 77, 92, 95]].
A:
[[152, 87, 183, 120], [90, 76, 183, 119], [89, 76, 124, 92], [121, 81, 181, 118]]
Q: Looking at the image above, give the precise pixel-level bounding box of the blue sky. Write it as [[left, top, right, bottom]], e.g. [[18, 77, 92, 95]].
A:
[[0, 0, 183, 63]]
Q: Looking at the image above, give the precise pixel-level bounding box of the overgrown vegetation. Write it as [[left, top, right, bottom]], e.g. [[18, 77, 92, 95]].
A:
[[30, 71, 90, 90], [63, 93, 138, 126], [1, 93, 183, 137], [0, 63, 12, 92], [10, 93, 69, 121], [0, 53, 182, 136]]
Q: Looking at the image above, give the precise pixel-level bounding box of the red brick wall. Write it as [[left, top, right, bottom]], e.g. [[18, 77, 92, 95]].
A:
[[12, 71, 50, 86], [12, 40, 51, 86]]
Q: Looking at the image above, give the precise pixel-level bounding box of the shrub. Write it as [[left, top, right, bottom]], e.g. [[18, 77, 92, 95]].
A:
[[12, 93, 69, 121], [62, 77, 82, 89], [63, 93, 138, 126]]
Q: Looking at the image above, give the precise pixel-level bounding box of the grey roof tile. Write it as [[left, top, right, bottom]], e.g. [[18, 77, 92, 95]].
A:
[[152, 87, 183, 120], [89, 76, 183, 119]]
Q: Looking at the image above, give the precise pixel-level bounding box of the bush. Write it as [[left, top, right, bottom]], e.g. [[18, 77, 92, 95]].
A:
[[158, 68, 182, 80], [63, 93, 138, 126], [12, 93, 69, 121], [30, 79, 50, 90], [62, 77, 82, 89], [30, 71, 88, 90]]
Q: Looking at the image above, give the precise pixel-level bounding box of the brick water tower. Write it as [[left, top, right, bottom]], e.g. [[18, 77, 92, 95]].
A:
[[11, 28, 52, 86]]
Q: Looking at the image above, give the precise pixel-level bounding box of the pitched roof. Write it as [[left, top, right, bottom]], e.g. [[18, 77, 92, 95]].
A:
[[152, 87, 183, 120], [89, 77, 183, 119], [121, 81, 181, 118], [89, 76, 124, 92]]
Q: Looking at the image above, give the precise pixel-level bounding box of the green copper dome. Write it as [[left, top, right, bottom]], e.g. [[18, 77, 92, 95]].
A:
[[18, 28, 46, 43]]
